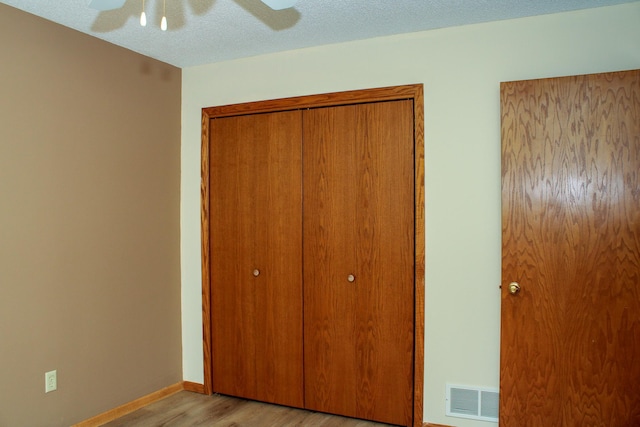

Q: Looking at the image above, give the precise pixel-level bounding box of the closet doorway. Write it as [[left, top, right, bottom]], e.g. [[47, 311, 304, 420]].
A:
[[201, 85, 425, 427]]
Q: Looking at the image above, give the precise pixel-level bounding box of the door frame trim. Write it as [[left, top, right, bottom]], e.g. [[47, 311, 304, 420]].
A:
[[200, 84, 425, 427]]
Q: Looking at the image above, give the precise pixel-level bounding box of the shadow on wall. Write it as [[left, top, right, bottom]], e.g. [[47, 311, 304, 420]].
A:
[[138, 60, 179, 81]]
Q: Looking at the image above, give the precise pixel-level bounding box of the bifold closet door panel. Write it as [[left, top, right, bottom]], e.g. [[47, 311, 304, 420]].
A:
[[210, 111, 304, 408], [303, 101, 415, 426], [303, 105, 359, 418]]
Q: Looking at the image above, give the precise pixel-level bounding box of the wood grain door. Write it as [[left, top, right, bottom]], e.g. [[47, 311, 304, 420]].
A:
[[210, 111, 304, 408], [303, 100, 415, 426], [500, 70, 640, 425]]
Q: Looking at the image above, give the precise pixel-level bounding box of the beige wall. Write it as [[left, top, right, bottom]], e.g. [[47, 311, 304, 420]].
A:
[[0, 4, 182, 427], [181, 3, 640, 426]]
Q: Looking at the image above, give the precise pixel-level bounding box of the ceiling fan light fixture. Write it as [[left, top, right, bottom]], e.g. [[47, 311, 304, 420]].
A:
[[160, 0, 167, 31], [140, 0, 146, 26], [260, 0, 298, 10], [88, 0, 126, 11]]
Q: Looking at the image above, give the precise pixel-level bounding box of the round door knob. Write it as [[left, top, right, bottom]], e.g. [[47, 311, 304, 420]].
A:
[[347, 274, 355, 283], [253, 269, 260, 277], [509, 282, 521, 295]]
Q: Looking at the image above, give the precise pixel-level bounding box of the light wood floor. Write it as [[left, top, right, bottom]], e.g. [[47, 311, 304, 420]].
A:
[[102, 391, 400, 427]]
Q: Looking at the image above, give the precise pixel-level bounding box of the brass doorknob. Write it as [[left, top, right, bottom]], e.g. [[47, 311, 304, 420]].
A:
[[509, 282, 520, 295]]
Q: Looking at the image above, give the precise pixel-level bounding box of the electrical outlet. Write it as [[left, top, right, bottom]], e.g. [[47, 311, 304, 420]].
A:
[[45, 370, 57, 393]]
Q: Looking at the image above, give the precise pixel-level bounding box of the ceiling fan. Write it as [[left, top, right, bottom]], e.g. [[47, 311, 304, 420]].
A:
[[88, 0, 298, 11]]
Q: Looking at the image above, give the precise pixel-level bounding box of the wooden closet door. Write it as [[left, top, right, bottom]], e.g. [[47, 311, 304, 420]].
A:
[[303, 100, 415, 426], [210, 111, 303, 408]]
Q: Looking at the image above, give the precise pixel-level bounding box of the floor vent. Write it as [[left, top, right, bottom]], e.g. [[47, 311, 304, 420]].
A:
[[446, 384, 499, 422]]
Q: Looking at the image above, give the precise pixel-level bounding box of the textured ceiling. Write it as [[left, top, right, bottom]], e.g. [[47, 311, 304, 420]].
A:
[[1, 0, 637, 68]]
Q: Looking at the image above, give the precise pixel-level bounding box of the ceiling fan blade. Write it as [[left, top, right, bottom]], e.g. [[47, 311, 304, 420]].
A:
[[260, 0, 298, 10], [88, 0, 127, 11]]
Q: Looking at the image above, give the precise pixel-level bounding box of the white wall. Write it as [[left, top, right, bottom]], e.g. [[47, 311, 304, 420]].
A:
[[181, 3, 640, 426]]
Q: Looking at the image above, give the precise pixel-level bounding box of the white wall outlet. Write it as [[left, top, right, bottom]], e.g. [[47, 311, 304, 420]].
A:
[[45, 370, 57, 393]]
